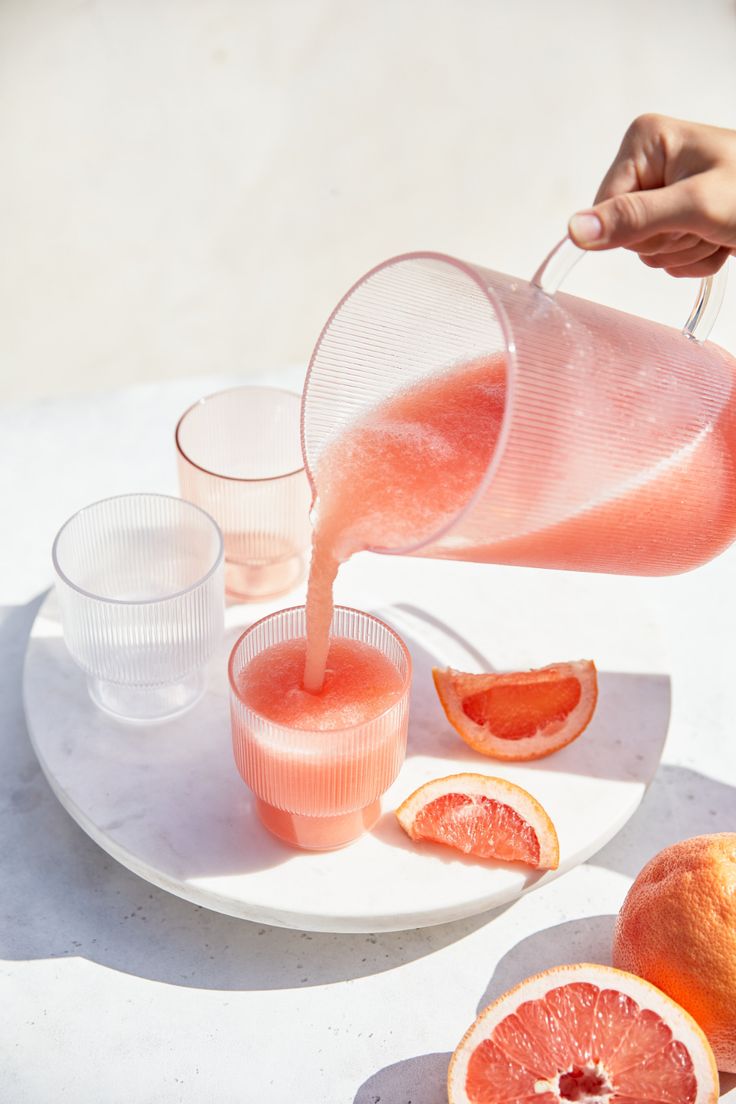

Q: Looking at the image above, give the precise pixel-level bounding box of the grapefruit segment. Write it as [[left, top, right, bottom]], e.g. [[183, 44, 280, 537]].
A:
[[433, 660, 598, 761], [395, 773, 559, 870], [448, 963, 719, 1104]]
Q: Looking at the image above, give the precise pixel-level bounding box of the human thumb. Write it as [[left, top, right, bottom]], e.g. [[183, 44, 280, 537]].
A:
[[568, 181, 701, 249]]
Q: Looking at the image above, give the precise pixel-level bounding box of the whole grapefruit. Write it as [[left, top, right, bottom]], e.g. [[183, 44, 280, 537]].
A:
[[613, 832, 736, 1071]]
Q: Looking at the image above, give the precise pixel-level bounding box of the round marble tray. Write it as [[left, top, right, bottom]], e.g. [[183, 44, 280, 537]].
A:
[[23, 557, 670, 933]]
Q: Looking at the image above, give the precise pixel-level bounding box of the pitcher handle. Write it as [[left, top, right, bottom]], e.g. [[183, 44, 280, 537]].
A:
[[531, 235, 728, 344]]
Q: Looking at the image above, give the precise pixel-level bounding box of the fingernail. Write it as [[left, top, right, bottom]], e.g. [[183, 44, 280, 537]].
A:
[[569, 212, 604, 245]]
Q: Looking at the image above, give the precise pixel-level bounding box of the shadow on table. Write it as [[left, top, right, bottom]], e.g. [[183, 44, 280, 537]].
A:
[[378, 603, 672, 785], [3, 593, 506, 990], [474, 914, 617, 1013], [25, 601, 291, 881], [590, 760, 736, 880], [352, 1052, 452, 1104]]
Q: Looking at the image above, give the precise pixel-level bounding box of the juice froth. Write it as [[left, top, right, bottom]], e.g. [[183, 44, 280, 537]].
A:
[[236, 636, 405, 730]]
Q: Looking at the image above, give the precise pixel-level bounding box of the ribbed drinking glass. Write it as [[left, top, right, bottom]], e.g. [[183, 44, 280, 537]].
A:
[[176, 387, 311, 601], [53, 493, 225, 721], [229, 605, 412, 851]]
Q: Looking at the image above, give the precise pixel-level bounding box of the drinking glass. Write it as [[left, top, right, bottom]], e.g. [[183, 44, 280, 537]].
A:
[[229, 605, 412, 850], [53, 493, 224, 721], [176, 387, 311, 600]]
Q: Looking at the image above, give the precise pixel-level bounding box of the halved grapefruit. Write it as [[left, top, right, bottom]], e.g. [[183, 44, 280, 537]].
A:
[[395, 773, 559, 870], [433, 660, 598, 761], [448, 962, 719, 1104]]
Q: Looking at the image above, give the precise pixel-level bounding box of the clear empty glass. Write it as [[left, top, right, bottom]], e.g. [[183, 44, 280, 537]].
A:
[[229, 605, 412, 851], [53, 493, 225, 722], [176, 387, 312, 601], [302, 240, 736, 576]]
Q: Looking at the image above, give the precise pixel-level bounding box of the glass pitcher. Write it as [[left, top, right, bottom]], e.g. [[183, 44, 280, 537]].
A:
[[301, 239, 735, 575]]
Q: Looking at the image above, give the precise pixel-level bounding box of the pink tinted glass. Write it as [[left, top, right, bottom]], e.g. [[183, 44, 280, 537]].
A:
[[176, 387, 312, 600]]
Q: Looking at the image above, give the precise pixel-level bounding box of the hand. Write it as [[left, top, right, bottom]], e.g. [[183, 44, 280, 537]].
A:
[[568, 114, 736, 277]]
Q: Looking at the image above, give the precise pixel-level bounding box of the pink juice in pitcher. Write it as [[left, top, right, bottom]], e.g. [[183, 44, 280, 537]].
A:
[[303, 346, 736, 692]]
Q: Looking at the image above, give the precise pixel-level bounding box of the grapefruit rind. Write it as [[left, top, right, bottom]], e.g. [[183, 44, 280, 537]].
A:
[[612, 832, 736, 1074], [448, 962, 719, 1104], [433, 659, 598, 761], [395, 772, 560, 871]]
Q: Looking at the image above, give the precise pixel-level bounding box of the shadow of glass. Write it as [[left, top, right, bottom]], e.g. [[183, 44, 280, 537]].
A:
[[389, 603, 496, 670], [377, 603, 493, 762], [25, 606, 289, 881], [352, 1052, 451, 1104], [590, 762, 736, 879], [376, 603, 671, 784]]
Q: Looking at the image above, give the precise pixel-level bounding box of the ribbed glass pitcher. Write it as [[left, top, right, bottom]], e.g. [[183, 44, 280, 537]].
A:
[[301, 239, 735, 575]]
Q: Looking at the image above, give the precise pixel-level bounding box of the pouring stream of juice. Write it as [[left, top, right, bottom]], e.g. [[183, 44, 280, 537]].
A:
[[303, 354, 505, 691]]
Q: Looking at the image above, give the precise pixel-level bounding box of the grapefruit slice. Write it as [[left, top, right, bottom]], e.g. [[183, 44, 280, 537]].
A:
[[449, 963, 719, 1104], [395, 773, 559, 870], [433, 660, 598, 761]]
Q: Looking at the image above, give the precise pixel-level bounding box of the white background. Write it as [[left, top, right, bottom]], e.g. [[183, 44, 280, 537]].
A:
[[1, 0, 735, 403]]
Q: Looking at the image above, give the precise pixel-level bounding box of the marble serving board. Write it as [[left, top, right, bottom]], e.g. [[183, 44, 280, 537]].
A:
[[22, 555, 670, 933]]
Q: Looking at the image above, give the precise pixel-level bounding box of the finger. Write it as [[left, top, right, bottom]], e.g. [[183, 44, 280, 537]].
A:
[[569, 178, 711, 250], [593, 114, 670, 203], [638, 240, 721, 269], [594, 157, 640, 205], [632, 231, 701, 256], [593, 131, 640, 204], [664, 246, 732, 278]]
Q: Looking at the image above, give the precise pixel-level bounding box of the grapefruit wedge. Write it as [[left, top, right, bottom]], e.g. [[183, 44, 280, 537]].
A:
[[448, 963, 719, 1104], [396, 773, 559, 870], [433, 660, 598, 761]]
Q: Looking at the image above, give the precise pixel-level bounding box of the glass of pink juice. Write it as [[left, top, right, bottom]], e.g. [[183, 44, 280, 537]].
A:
[[228, 606, 411, 851], [176, 387, 312, 601]]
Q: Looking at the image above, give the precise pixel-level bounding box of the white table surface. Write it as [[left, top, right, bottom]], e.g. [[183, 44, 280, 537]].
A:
[[3, 368, 736, 1102]]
